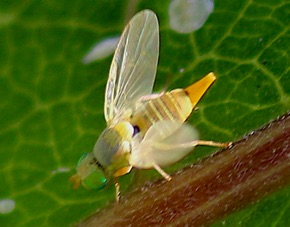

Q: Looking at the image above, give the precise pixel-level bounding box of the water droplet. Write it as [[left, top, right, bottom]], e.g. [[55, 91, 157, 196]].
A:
[[169, 0, 214, 34], [82, 36, 119, 64], [0, 199, 15, 214]]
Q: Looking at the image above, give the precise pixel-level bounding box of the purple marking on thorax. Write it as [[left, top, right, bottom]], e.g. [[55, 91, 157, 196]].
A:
[[133, 125, 140, 136]]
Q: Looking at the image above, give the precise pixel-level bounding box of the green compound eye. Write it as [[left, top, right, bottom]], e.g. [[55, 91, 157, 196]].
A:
[[76, 152, 107, 190], [84, 171, 107, 190]]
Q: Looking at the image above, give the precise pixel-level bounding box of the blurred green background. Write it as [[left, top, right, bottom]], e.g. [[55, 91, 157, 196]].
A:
[[0, 0, 289, 226]]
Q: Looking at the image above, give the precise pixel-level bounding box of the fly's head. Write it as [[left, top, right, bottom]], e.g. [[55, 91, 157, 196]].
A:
[[69, 152, 107, 190], [70, 122, 135, 190]]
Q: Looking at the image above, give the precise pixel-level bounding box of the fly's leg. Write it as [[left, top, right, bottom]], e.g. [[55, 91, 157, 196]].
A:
[[152, 162, 172, 181], [154, 140, 231, 150], [150, 141, 231, 182], [114, 179, 120, 204], [196, 140, 232, 148], [138, 92, 165, 102]]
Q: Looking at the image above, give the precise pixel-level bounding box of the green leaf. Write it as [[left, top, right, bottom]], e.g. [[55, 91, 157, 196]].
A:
[[0, 0, 289, 226]]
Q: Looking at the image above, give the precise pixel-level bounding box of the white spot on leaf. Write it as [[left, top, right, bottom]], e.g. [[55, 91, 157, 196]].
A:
[[0, 199, 15, 214], [82, 36, 120, 64], [51, 167, 71, 174], [169, 0, 214, 33]]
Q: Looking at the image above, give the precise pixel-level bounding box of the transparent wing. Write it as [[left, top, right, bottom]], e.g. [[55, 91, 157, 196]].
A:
[[130, 121, 199, 168], [105, 10, 159, 125]]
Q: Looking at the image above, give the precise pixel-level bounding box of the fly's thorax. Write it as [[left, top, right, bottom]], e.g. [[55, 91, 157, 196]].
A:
[[93, 121, 134, 170], [130, 89, 193, 134]]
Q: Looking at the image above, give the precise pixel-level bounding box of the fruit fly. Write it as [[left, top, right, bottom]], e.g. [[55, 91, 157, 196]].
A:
[[69, 10, 230, 202]]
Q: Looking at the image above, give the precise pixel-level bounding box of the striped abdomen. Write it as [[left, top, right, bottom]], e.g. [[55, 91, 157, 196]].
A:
[[131, 89, 193, 133], [130, 72, 216, 134]]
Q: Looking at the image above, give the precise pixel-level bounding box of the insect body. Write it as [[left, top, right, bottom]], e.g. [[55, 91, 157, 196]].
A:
[[69, 10, 229, 202]]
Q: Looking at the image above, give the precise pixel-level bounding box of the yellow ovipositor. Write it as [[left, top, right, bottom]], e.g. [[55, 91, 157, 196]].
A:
[[69, 10, 230, 202]]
